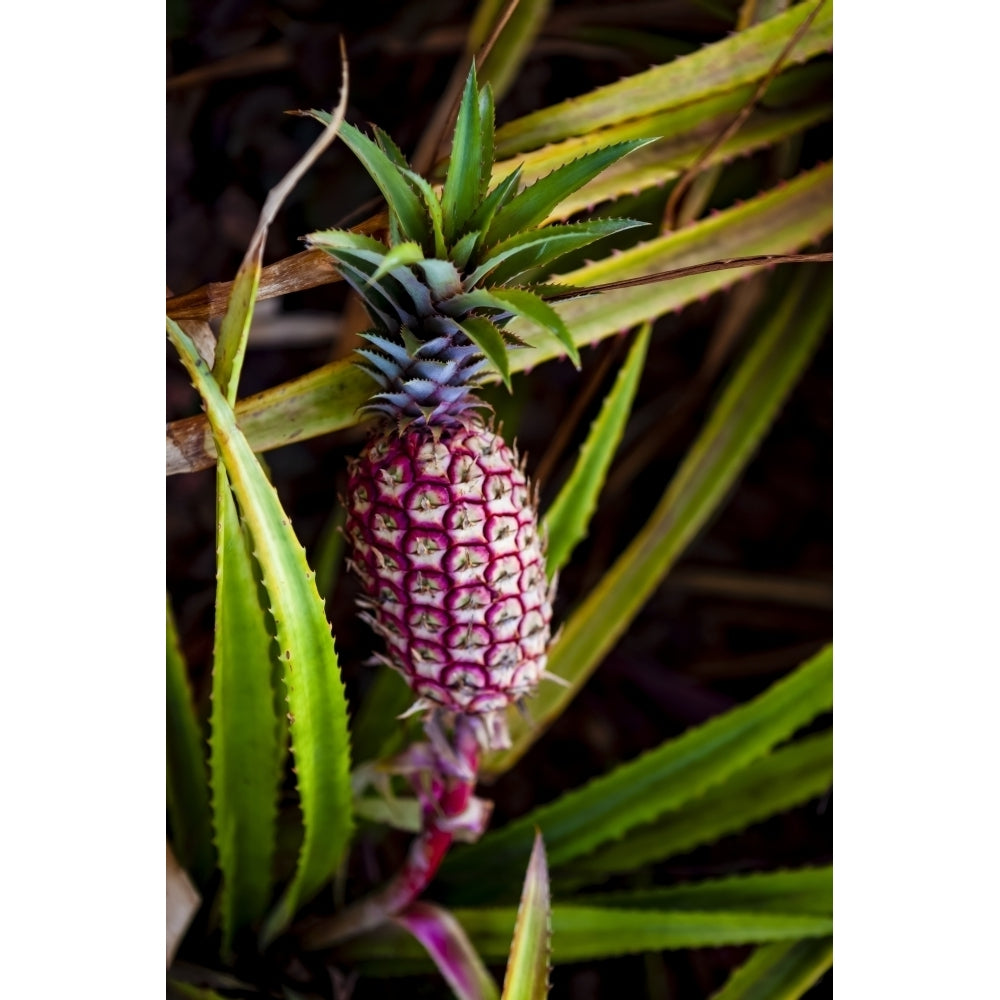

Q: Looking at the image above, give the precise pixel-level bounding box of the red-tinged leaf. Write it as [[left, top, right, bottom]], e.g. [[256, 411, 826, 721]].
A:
[[501, 831, 551, 1000], [394, 902, 500, 1000]]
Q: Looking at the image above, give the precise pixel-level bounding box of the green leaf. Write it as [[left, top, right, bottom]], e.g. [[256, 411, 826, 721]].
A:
[[442, 66, 484, 244], [477, 84, 495, 201], [457, 315, 512, 391], [166, 595, 214, 887], [710, 937, 833, 1000], [467, 219, 646, 289], [493, 1, 833, 155], [571, 868, 832, 917], [212, 248, 261, 404], [490, 262, 833, 771], [501, 831, 551, 1000], [369, 241, 425, 285], [401, 168, 448, 260], [543, 323, 650, 578], [444, 287, 580, 369], [338, 907, 832, 969], [210, 469, 282, 949], [166, 319, 353, 947], [452, 229, 483, 271], [467, 167, 523, 246], [166, 166, 831, 475], [339, 121, 431, 249], [468, 0, 553, 103], [439, 648, 831, 902], [484, 140, 654, 246], [395, 902, 500, 1000], [372, 124, 411, 169], [560, 730, 832, 889]]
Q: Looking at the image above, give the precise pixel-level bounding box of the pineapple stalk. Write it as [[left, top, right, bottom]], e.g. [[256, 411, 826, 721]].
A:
[[301, 716, 485, 949], [295, 65, 649, 940], [305, 65, 648, 751]]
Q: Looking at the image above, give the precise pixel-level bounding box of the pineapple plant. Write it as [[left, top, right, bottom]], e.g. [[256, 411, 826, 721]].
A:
[[305, 66, 649, 750]]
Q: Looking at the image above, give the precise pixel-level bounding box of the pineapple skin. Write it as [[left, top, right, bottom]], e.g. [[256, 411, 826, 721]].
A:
[[346, 420, 552, 748]]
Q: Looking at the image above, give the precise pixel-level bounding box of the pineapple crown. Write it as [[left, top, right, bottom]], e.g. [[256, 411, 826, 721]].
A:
[[304, 66, 650, 428]]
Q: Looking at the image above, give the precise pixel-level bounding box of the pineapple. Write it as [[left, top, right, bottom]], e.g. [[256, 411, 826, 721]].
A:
[[307, 67, 649, 749]]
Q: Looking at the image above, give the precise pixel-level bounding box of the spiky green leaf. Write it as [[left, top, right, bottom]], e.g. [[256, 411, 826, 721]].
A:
[[501, 832, 551, 1000], [166, 319, 353, 948], [544, 323, 650, 577], [492, 0, 833, 155], [559, 730, 832, 890], [467, 219, 646, 289], [484, 140, 654, 246], [442, 66, 484, 243], [571, 868, 832, 917], [167, 166, 832, 475], [166, 596, 214, 887], [339, 121, 431, 249], [457, 315, 512, 391], [442, 287, 579, 368], [468, 0, 553, 103], [490, 263, 833, 771], [711, 937, 833, 1000], [372, 124, 411, 169], [467, 166, 523, 246], [477, 84, 495, 200], [211, 469, 282, 950], [338, 907, 832, 969], [440, 648, 831, 903], [401, 168, 448, 259]]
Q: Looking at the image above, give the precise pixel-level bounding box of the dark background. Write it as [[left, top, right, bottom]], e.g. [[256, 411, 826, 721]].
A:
[[167, 1, 832, 996]]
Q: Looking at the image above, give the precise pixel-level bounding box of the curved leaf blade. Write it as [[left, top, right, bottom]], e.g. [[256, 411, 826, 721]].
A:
[[339, 121, 431, 248], [210, 470, 282, 949], [543, 323, 650, 578], [502, 831, 551, 1000], [166, 596, 214, 887], [394, 902, 500, 1000], [468, 0, 552, 103], [440, 648, 831, 903], [442, 66, 484, 243], [489, 263, 833, 772], [166, 319, 353, 947], [166, 166, 832, 476], [710, 937, 833, 1000], [559, 730, 832, 890], [493, 0, 833, 155], [484, 140, 654, 246], [468, 219, 647, 289], [571, 868, 832, 917], [457, 315, 512, 390], [338, 907, 832, 968]]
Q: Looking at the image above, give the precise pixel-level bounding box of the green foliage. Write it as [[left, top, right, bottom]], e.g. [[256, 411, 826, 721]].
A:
[[543, 323, 651, 578], [166, 597, 214, 886], [439, 647, 831, 903], [338, 907, 831, 969], [560, 731, 833, 890], [501, 832, 552, 1000], [169, 318, 354, 946], [210, 471, 282, 949], [711, 937, 834, 1000], [167, 5, 832, 995], [490, 267, 832, 772]]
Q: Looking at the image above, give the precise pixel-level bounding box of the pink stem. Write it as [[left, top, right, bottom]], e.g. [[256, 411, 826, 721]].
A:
[[300, 718, 481, 950]]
